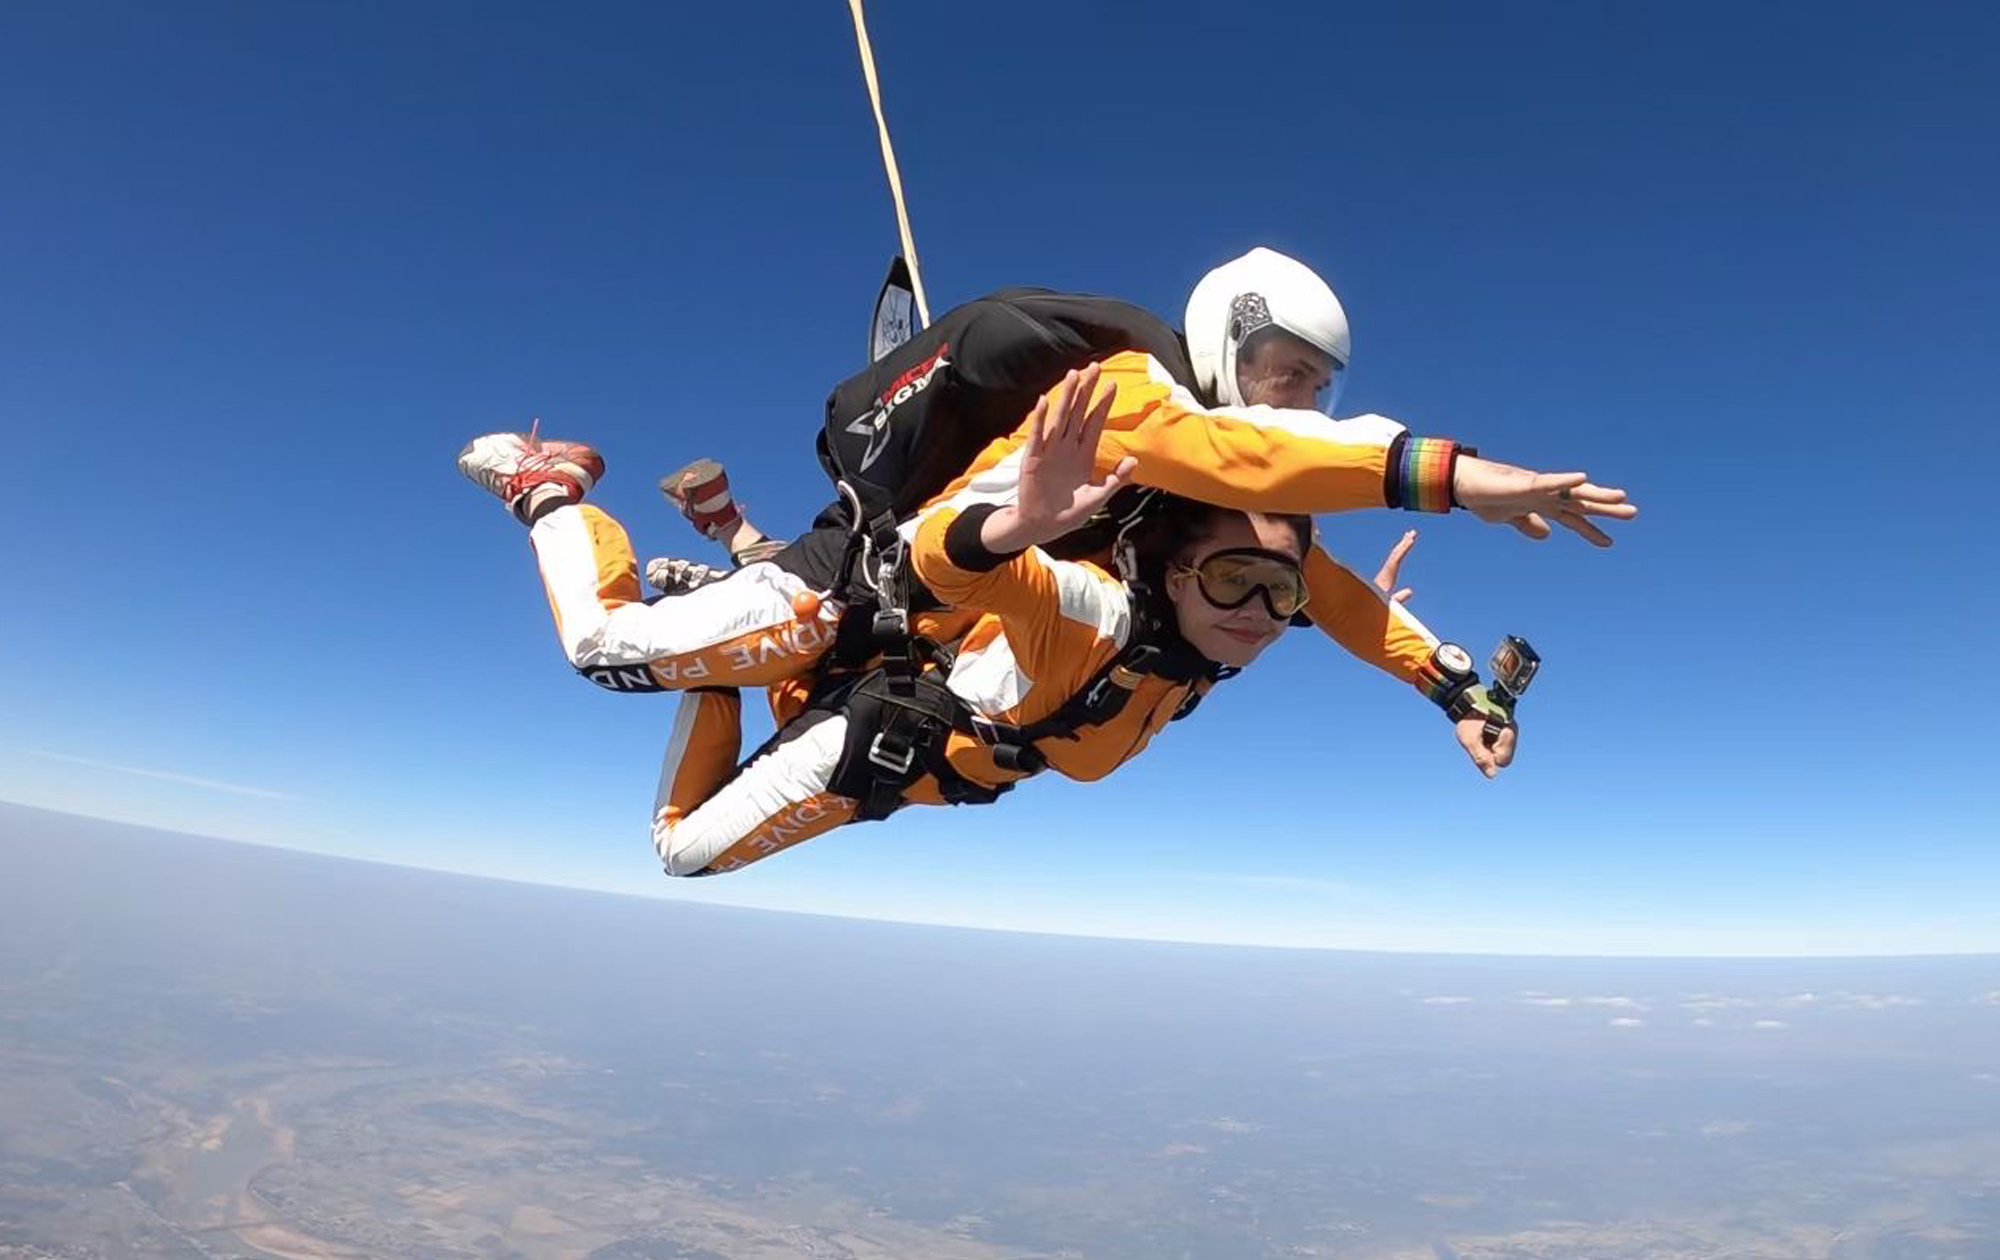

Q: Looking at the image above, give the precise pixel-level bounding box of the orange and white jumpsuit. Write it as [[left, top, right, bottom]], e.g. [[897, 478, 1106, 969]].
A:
[[526, 353, 1465, 873], [528, 497, 1227, 876]]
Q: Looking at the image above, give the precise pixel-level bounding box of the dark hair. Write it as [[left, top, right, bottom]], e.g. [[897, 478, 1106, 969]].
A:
[[1124, 494, 1310, 595]]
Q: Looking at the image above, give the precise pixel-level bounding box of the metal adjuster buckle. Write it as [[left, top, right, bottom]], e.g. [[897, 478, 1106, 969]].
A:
[[872, 536, 907, 599], [867, 733, 916, 776]]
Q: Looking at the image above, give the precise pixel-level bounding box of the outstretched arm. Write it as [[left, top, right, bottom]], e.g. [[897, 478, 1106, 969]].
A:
[[924, 350, 1638, 547], [1309, 533, 1518, 779]]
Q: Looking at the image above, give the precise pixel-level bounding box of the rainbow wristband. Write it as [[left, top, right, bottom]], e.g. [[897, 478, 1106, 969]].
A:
[[1414, 656, 1464, 708], [1391, 436, 1460, 514]]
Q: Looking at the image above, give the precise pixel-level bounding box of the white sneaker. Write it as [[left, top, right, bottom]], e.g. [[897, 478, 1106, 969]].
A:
[[646, 556, 730, 595], [457, 429, 605, 523]]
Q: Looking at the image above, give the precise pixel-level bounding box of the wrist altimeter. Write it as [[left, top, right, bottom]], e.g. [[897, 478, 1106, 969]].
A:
[[1431, 643, 1479, 715], [1435, 637, 1542, 748]]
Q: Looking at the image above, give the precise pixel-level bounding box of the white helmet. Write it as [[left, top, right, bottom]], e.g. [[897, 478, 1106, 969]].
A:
[[1185, 247, 1351, 410]]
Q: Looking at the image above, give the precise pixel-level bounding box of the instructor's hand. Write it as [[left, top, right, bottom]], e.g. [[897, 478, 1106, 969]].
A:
[[1451, 456, 1636, 546], [1454, 715, 1517, 779]]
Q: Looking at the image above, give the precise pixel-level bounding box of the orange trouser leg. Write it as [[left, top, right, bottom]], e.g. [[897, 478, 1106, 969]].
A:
[[652, 687, 744, 821], [651, 706, 860, 876]]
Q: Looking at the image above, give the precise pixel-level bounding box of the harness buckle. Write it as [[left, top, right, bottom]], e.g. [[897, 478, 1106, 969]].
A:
[[867, 731, 917, 777], [992, 742, 1047, 774], [872, 607, 910, 643], [1082, 674, 1114, 711], [871, 532, 908, 606]]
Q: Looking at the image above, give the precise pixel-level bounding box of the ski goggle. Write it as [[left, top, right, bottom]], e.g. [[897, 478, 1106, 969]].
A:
[[1171, 548, 1309, 619]]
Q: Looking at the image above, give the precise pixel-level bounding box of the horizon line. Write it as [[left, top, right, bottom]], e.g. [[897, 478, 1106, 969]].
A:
[[4, 799, 1996, 964]]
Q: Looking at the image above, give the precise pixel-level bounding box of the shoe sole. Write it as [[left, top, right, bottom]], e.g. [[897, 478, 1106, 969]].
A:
[[660, 458, 726, 504], [458, 432, 604, 501]]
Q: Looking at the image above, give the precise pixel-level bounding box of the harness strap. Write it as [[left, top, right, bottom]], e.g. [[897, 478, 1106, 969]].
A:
[[809, 484, 1236, 819], [819, 630, 1197, 817], [823, 669, 1011, 821]]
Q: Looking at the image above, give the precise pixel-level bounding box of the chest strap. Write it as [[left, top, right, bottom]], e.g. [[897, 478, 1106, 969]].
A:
[[816, 635, 1220, 821]]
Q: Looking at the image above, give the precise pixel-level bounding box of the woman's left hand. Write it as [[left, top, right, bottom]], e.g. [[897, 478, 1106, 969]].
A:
[[1454, 716, 1517, 779]]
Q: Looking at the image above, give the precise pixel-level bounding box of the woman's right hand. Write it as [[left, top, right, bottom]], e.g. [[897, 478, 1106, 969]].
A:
[[980, 363, 1138, 553]]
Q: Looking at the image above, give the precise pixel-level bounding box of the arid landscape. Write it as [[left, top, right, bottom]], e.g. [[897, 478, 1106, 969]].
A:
[[4, 805, 1997, 1258]]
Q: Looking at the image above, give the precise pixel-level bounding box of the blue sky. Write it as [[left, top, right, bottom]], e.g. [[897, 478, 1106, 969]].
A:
[[2, 0, 1994, 956]]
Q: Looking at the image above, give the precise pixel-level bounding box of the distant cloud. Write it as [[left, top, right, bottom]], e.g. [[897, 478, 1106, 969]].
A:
[[1608, 1017, 1644, 1028], [1700, 1120, 1753, 1138], [1835, 993, 1922, 1011], [1753, 1019, 1789, 1030], [1978, 991, 2000, 1006], [1421, 996, 1474, 1006], [1582, 996, 1647, 1012], [1777, 993, 1820, 1007], [1690, 1017, 1715, 1027], [1520, 992, 1572, 1008], [1681, 994, 1756, 1012], [26, 749, 295, 801]]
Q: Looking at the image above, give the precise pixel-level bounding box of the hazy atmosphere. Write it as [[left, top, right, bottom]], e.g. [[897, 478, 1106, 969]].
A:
[[5, 805, 1998, 1258]]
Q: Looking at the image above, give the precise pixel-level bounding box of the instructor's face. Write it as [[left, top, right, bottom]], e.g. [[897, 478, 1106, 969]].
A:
[[1237, 329, 1338, 411]]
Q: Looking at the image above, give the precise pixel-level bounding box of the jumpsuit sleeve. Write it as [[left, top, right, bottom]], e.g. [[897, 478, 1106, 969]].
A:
[[1299, 542, 1462, 705], [1085, 351, 1464, 515], [910, 504, 1128, 678], [917, 350, 1466, 527]]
